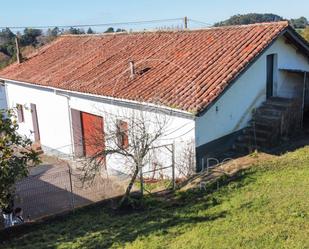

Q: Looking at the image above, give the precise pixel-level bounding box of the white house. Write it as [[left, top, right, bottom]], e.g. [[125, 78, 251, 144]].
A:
[[0, 21, 309, 175]]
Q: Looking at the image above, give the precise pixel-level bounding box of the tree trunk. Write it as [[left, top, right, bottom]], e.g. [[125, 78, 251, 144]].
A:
[[118, 165, 140, 207]]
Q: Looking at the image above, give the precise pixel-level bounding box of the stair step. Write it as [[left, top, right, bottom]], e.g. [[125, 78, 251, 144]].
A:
[[264, 98, 294, 108], [232, 142, 260, 153], [229, 97, 297, 154], [251, 119, 280, 128], [256, 107, 283, 117], [236, 135, 269, 147], [243, 127, 272, 137], [253, 114, 282, 121]]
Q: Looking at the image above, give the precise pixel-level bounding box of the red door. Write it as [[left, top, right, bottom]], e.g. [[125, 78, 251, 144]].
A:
[[81, 112, 104, 157]]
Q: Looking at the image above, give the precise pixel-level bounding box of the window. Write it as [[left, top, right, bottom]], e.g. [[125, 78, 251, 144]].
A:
[[116, 120, 129, 149], [16, 104, 24, 123]]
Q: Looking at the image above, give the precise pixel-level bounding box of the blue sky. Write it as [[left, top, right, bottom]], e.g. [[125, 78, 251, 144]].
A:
[[1, 0, 308, 29]]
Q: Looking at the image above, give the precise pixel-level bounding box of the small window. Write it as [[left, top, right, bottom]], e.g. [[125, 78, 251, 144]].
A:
[[116, 120, 129, 149], [16, 104, 24, 123]]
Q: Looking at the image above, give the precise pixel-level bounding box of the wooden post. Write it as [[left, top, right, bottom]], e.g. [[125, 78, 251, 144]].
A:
[[15, 37, 22, 64], [184, 16, 188, 29], [172, 143, 176, 190], [68, 164, 75, 211], [140, 165, 144, 197]]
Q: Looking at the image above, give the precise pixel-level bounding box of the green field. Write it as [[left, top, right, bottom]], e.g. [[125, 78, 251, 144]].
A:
[[2, 146, 309, 249]]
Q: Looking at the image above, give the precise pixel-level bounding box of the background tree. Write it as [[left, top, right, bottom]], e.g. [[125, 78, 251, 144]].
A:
[[47, 27, 60, 38], [290, 17, 308, 29], [67, 27, 85, 35], [302, 27, 309, 41], [0, 28, 15, 46], [20, 28, 43, 46], [104, 27, 115, 33], [0, 109, 40, 214], [214, 13, 284, 27], [0, 28, 16, 57], [87, 28, 95, 34], [116, 28, 126, 33]]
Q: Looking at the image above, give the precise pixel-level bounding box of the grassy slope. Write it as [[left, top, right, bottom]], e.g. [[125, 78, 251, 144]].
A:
[[2, 147, 309, 249]]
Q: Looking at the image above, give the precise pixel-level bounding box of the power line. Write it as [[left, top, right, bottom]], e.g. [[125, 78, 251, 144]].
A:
[[188, 19, 212, 27], [0, 18, 185, 30], [0, 18, 213, 31]]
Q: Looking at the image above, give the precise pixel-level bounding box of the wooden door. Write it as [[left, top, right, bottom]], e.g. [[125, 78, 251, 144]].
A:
[[266, 54, 274, 99], [30, 103, 40, 142], [81, 112, 104, 157]]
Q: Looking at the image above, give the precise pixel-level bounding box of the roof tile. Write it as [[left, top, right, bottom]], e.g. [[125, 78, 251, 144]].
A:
[[0, 22, 289, 113]]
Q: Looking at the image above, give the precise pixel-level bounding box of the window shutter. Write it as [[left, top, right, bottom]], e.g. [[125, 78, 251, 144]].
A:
[[117, 120, 129, 149], [16, 104, 24, 123]]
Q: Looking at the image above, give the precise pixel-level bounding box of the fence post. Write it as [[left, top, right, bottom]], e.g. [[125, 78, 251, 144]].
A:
[[172, 143, 176, 190], [68, 164, 75, 212], [140, 165, 144, 197]]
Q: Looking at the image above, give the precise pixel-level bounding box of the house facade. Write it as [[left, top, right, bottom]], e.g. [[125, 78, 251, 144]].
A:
[[0, 22, 309, 176]]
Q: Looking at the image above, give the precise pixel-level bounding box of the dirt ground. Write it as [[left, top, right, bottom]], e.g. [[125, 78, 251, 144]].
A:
[[181, 131, 309, 191]]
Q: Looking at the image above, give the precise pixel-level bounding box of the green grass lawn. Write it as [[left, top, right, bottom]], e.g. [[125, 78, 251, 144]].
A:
[[2, 146, 309, 249]]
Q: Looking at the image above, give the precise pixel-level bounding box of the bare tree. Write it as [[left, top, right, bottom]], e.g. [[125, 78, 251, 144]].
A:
[[176, 140, 196, 179], [80, 108, 170, 206]]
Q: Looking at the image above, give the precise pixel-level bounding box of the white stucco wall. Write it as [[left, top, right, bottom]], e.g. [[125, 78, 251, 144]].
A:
[[0, 85, 7, 109], [4, 81, 195, 177], [196, 36, 309, 147], [5, 83, 72, 155]]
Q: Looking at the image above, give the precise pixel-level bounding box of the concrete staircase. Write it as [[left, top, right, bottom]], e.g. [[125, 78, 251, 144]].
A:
[[232, 97, 301, 153]]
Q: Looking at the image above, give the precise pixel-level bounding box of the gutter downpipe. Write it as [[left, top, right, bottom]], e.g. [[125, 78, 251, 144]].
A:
[[54, 90, 74, 159]]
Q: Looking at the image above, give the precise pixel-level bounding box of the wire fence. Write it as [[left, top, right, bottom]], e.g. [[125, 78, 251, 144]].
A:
[[0, 163, 129, 225], [0, 143, 180, 228], [139, 143, 176, 195]]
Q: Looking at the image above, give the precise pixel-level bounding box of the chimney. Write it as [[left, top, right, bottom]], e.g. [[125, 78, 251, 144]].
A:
[[129, 60, 135, 79], [15, 37, 22, 64]]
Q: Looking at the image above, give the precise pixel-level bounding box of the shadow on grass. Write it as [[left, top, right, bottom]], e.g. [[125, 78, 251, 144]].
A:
[[77, 210, 228, 248], [1, 168, 258, 249]]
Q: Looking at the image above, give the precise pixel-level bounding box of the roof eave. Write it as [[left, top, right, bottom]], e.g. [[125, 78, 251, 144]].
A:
[[196, 25, 309, 117], [0, 77, 195, 120]]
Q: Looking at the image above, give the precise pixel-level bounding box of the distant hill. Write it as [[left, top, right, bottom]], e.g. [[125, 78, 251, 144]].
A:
[[214, 13, 284, 27], [214, 13, 308, 29]]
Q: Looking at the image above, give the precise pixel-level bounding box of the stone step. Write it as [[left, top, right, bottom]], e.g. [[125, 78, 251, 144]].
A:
[[264, 98, 295, 108], [269, 97, 294, 103], [229, 97, 297, 155], [243, 127, 273, 137], [255, 106, 283, 117], [236, 135, 269, 147], [251, 118, 281, 128], [232, 142, 260, 153], [253, 114, 282, 122], [262, 102, 289, 110]]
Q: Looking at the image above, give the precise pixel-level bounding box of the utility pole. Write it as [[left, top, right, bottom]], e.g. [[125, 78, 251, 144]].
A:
[[184, 16, 188, 29], [15, 37, 22, 64]]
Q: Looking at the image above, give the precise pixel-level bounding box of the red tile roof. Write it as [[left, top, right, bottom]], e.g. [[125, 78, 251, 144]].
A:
[[0, 22, 290, 113]]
